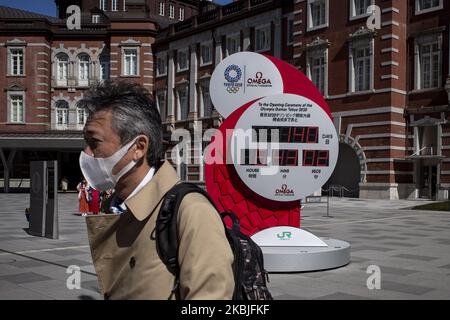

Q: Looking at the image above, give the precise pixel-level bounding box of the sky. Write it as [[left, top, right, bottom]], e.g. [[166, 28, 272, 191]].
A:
[[0, 0, 232, 17]]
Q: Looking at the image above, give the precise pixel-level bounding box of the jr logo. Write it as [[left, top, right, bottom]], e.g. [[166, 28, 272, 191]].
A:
[[277, 231, 292, 240]]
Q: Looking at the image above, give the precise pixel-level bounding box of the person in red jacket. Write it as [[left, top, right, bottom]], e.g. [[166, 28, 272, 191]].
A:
[[89, 188, 100, 215]]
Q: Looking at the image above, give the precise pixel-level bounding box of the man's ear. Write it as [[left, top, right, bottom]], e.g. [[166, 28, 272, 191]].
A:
[[133, 135, 149, 162]]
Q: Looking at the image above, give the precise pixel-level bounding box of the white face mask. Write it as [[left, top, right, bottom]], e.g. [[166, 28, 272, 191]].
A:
[[79, 137, 139, 191]]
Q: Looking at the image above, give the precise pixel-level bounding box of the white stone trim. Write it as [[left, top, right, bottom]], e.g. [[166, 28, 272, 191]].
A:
[[382, 7, 399, 14], [381, 47, 399, 53], [381, 74, 399, 80], [381, 21, 399, 27], [381, 34, 400, 40], [332, 106, 404, 118], [381, 61, 399, 67]]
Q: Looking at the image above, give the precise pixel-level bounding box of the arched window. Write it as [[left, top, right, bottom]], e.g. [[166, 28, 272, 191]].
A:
[[99, 54, 110, 80], [56, 100, 69, 129], [56, 53, 68, 86], [78, 54, 90, 86]]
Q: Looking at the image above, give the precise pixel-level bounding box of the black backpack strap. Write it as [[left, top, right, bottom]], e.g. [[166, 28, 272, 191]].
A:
[[155, 182, 217, 299]]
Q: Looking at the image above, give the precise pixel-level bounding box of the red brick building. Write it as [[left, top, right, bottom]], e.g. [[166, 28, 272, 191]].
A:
[[0, 0, 197, 191], [1, 0, 449, 201], [292, 0, 450, 200]]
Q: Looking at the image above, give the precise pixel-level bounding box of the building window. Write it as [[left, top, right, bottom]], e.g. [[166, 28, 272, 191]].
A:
[[177, 48, 189, 72], [169, 4, 175, 19], [156, 53, 167, 77], [78, 54, 90, 86], [112, 0, 118, 11], [159, 2, 165, 16], [255, 24, 271, 52], [415, 37, 442, 90], [56, 53, 69, 86], [287, 17, 294, 45], [307, 0, 328, 31], [415, 0, 443, 14], [200, 83, 213, 118], [100, 58, 110, 80], [123, 48, 138, 76], [200, 42, 212, 66], [156, 91, 167, 122], [9, 48, 24, 76], [178, 7, 185, 21], [307, 50, 327, 96], [176, 86, 188, 120], [100, 0, 107, 11], [349, 40, 373, 92], [226, 33, 240, 57], [350, 0, 372, 20], [77, 107, 88, 127], [92, 15, 100, 23], [9, 94, 24, 123], [56, 100, 69, 129]]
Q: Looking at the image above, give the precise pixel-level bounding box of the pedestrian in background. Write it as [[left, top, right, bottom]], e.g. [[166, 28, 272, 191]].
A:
[[89, 187, 100, 215], [77, 179, 90, 216]]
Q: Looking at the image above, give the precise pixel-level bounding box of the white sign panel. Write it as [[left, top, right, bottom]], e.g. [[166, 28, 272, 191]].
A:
[[210, 52, 283, 118], [230, 94, 338, 202]]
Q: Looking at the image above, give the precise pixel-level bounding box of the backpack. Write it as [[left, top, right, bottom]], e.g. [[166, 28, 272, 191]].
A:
[[154, 182, 273, 300]]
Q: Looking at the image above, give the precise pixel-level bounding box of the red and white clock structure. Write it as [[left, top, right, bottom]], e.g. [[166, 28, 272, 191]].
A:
[[206, 52, 350, 272]]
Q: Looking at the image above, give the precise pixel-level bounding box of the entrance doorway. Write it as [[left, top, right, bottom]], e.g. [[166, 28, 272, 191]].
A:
[[324, 143, 361, 198], [419, 165, 437, 200]]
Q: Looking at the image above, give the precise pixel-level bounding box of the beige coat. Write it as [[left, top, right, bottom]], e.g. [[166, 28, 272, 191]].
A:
[[86, 161, 235, 300]]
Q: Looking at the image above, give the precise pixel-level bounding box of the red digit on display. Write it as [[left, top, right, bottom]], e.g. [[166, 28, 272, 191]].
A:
[[317, 150, 329, 167]]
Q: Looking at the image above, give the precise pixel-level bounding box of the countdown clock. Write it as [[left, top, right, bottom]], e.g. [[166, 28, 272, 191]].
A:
[[230, 94, 338, 202]]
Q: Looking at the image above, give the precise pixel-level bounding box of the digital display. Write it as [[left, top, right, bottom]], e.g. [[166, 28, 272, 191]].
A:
[[241, 149, 299, 166], [252, 126, 319, 144], [302, 150, 329, 167]]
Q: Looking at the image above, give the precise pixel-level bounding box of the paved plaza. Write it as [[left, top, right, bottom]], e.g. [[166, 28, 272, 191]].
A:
[[0, 193, 449, 300]]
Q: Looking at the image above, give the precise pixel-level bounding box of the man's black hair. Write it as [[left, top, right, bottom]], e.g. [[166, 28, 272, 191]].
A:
[[77, 80, 162, 167]]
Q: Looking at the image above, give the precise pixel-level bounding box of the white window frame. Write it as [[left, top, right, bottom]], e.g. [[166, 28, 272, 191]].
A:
[[8, 47, 25, 76], [176, 85, 189, 120], [92, 14, 100, 23], [287, 16, 294, 46], [169, 4, 175, 19], [255, 24, 271, 53], [100, 0, 107, 11], [199, 82, 213, 118], [78, 54, 90, 86], [56, 53, 69, 87], [122, 47, 139, 76], [177, 48, 189, 72], [178, 7, 185, 21], [77, 107, 88, 129], [200, 41, 213, 66], [226, 32, 241, 57], [415, 0, 443, 15], [349, 0, 373, 21], [159, 2, 165, 16], [307, 0, 329, 32], [306, 49, 328, 97], [56, 100, 69, 129], [414, 35, 442, 90], [156, 90, 167, 122], [349, 39, 374, 93], [112, 0, 118, 11], [7, 92, 25, 124]]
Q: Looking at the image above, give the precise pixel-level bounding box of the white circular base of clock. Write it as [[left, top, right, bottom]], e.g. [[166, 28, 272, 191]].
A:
[[259, 238, 351, 273]]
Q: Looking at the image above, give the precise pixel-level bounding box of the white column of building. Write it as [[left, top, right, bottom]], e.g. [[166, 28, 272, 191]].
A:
[[273, 19, 282, 59], [189, 43, 197, 114], [243, 27, 251, 51], [214, 34, 223, 67], [167, 50, 175, 120]]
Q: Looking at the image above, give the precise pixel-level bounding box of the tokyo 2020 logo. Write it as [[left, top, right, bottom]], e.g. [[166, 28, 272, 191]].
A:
[[224, 65, 243, 94]]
